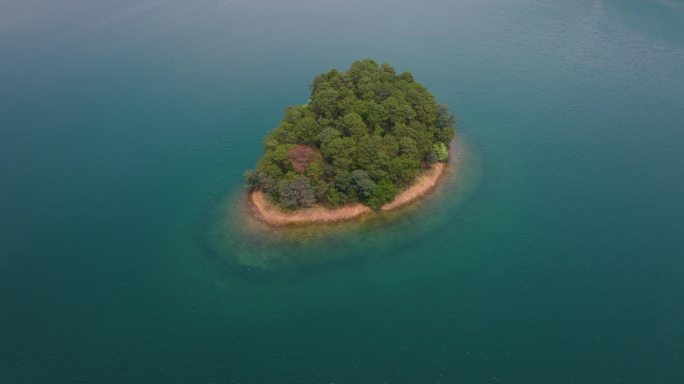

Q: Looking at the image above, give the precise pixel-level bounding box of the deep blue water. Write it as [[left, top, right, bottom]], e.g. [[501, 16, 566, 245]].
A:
[[2, 0, 684, 383]]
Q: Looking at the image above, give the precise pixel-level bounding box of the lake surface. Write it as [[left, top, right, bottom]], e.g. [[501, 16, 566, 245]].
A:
[[2, 0, 684, 382]]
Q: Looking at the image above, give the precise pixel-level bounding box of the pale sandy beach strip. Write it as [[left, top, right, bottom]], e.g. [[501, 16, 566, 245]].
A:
[[380, 162, 444, 211], [248, 162, 446, 226]]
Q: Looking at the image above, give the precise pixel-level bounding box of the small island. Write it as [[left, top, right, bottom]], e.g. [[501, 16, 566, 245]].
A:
[[245, 59, 456, 225]]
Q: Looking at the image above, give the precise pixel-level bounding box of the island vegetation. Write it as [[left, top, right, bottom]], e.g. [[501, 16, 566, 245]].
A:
[[245, 59, 455, 216]]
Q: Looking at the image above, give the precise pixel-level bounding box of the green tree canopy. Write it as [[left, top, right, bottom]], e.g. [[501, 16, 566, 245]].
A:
[[246, 59, 455, 210]]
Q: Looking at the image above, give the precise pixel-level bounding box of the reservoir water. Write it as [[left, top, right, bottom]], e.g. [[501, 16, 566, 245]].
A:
[[1, 0, 683, 382]]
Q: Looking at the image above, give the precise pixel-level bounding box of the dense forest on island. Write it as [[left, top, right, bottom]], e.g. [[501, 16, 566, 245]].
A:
[[245, 59, 455, 210]]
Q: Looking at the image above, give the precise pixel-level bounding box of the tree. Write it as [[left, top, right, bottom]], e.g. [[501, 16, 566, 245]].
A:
[[367, 179, 398, 210], [244, 170, 259, 190], [435, 104, 455, 143], [321, 136, 355, 171], [351, 169, 375, 199], [432, 142, 449, 162], [288, 144, 316, 173], [317, 127, 341, 145], [340, 112, 367, 137], [310, 84, 339, 118], [278, 175, 316, 209]]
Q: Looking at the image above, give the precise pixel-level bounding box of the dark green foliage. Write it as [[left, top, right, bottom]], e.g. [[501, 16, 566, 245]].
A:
[[278, 175, 316, 209], [246, 59, 455, 209], [367, 179, 398, 210], [351, 170, 376, 199], [244, 170, 259, 191]]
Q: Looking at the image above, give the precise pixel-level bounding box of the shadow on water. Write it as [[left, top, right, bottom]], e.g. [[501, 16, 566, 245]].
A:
[[198, 134, 483, 280]]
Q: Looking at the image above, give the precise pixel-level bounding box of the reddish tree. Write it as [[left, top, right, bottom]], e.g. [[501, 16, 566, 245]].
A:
[[288, 145, 315, 173]]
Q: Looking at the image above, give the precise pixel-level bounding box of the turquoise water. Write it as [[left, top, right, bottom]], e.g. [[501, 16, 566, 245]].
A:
[[2, 0, 684, 382]]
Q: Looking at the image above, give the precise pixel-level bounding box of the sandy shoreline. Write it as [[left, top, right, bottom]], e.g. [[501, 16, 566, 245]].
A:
[[248, 162, 445, 226]]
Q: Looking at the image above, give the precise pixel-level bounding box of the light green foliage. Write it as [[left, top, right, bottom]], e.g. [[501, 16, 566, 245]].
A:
[[245, 59, 455, 209], [317, 127, 341, 145], [432, 142, 449, 162]]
